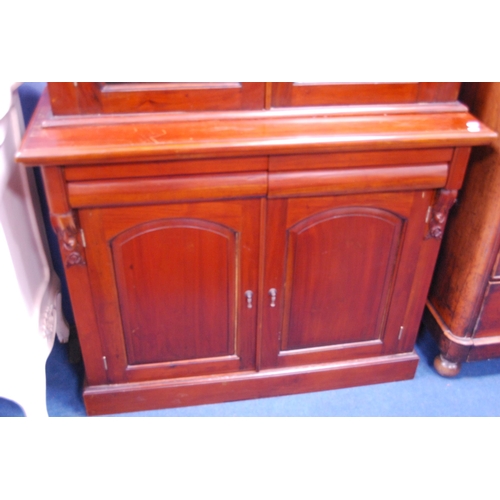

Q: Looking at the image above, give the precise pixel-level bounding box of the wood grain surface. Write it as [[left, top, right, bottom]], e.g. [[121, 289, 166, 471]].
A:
[[17, 89, 495, 166], [17, 82, 498, 413]]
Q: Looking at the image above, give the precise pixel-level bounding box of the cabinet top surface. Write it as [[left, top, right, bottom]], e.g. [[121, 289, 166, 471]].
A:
[[17, 88, 496, 166]]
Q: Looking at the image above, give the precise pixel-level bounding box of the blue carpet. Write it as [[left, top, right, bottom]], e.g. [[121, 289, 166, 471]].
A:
[[2, 326, 500, 417]]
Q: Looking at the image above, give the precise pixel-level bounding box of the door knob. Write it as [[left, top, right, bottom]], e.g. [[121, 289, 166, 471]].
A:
[[269, 288, 277, 307], [245, 290, 253, 309]]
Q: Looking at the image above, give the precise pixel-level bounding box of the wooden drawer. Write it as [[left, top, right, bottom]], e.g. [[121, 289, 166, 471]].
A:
[[67, 171, 268, 208], [474, 281, 500, 338], [268, 164, 448, 198], [269, 149, 454, 172], [64, 157, 268, 181]]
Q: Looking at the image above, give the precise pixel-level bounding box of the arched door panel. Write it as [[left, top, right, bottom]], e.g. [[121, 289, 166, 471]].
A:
[[79, 199, 261, 383], [261, 190, 430, 368]]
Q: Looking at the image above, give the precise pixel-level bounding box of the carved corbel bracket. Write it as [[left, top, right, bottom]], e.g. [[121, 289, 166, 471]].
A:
[[50, 212, 86, 268], [426, 189, 458, 240]]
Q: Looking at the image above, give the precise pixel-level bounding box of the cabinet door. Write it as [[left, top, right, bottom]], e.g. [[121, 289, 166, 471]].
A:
[[47, 82, 265, 115], [260, 191, 431, 369], [79, 199, 262, 384], [271, 83, 461, 107]]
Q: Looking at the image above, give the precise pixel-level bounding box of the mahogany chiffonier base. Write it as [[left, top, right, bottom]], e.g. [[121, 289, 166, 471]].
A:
[[17, 83, 496, 415], [83, 352, 419, 416]]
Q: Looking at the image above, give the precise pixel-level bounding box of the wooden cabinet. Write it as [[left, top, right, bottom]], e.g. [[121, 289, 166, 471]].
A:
[[424, 83, 500, 375], [17, 83, 495, 415]]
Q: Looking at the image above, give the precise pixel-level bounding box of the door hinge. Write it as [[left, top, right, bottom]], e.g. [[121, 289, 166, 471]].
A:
[[398, 326, 404, 340], [80, 228, 86, 248], [425, 206, 432, 224], [103, 356, 108, 370]]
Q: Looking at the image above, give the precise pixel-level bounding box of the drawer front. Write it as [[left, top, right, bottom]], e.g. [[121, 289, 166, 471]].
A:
[[268, 164, 448, 198], [68, 171, 268, 208], [65, 157, 267, 181], [269, 149, 454, 172], [492, 249, 500, 280], [474, 281, 500, 338]]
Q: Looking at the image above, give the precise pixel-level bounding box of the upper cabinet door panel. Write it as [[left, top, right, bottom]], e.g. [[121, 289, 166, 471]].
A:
[[271, 83, 461, 107], [47, 82, 461, 116], [47, 82, 266, 115]]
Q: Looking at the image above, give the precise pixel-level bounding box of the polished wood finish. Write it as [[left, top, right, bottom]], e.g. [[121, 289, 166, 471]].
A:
[[425, 189, 458, 240], [48, 82, 266, 115], [39, 165, 107, 385], [79, 199, 261, 382], [271, 83, 461, 107], [17, 83, 495, 414], [434, 354, 461, 377], [445, 147, 472, 189], [269, 148, 454, 171], [48, 82, 461, 116], [64, 157, 268, 181], [424, 83, 500, 375], [112, 219, 236, 364], [268, 164, 448, 198], [83, 352, 419, 416], [473, 283, 500, 338], [67, 171, 268, 207], [17, 90, 493, 166], [260, 190, 432, 369], [492, 251, 500, 279]]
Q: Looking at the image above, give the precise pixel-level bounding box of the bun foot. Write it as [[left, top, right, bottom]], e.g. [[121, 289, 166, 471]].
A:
[[434, 354, 461, 377]]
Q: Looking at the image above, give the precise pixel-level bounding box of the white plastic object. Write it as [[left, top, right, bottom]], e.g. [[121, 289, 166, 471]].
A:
[[0, 83, 69, 417]]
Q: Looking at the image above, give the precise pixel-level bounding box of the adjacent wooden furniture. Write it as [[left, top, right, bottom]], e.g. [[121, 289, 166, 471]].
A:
[[424, 83, 500, 376], [17, 82, 495, 415]]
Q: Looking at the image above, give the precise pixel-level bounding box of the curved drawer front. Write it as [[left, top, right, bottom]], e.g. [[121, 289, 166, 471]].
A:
[[268, 164, 449, 198], [67, 171, 268, 208], [64, 157, 268, 181]]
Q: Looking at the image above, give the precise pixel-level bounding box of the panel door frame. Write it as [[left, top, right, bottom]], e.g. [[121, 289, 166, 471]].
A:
[[79, 198, 263, 384], [260, 190, 432, 369]]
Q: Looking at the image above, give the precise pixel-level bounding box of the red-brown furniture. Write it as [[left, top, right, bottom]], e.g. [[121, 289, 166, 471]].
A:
[[425, 82, 500, 376], [17, 82, 495, 415]]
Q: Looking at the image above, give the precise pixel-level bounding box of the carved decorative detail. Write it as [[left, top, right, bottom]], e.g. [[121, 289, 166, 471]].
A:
[[426, 189, 458, 240], [50, 212, 86, 267]]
